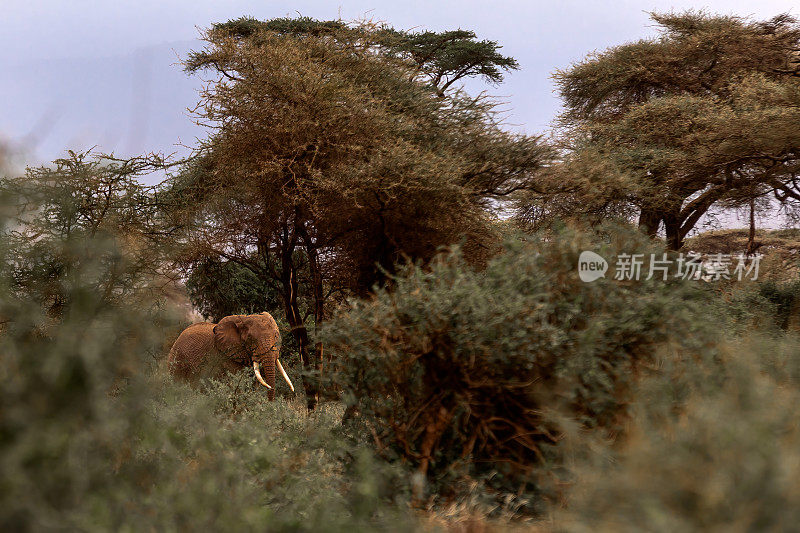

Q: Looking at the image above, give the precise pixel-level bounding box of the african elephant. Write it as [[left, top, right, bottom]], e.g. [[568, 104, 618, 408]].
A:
[[167, 312, 294, 400]]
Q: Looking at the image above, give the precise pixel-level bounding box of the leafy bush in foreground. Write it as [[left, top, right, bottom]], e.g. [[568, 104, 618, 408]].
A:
[[322, 226, 718, 509], [560, 333, 800, 532]]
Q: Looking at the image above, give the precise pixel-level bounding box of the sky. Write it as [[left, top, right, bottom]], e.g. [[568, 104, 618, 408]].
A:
[[0, 0, 798, 228]]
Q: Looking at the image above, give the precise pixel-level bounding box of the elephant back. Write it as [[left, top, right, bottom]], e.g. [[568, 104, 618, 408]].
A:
[[167, 322, 217, 380]]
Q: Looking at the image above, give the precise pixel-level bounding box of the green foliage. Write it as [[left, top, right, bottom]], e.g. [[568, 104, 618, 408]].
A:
[[0, 151, 164, 316], [321, 225, 717, 509], [0, 151, 156, 241], [559, 333, 800, 532], [375, 27, 519, 94], [752, 279, 800, 330], [0, 212, 167, 527], [96, 378, 415, 532], [191, 17, 519, 96], [203, 16, 346, 42], [185, 257, 280, 321], [723, 278, 800, 332]]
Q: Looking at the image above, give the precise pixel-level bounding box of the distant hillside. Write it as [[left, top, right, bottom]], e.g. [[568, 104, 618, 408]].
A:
[[687, 228, 800, 281]]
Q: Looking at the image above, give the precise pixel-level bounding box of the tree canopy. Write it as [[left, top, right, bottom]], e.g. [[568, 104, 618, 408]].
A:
[[525, 11, 800, 249], [187, 17, 520, 96], [0, 152, 166, 317], [185, 257, 281, 322]]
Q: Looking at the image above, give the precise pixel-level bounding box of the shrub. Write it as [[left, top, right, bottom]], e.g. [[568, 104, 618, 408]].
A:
[[559, 334, 800, 532], [753, 279, 800, 330], [321, 225, 718, 509], [724, 278, 800, 332]]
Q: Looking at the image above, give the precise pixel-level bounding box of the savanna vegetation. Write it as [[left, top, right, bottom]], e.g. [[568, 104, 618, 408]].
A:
[[2, 10, 800, 532]]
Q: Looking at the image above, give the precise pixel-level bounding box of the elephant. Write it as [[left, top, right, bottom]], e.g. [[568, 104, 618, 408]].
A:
[[167, 312, 294, 400]]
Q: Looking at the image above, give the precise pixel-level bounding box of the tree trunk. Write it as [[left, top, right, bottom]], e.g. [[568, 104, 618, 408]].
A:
[[746, 198, 757, 256], [638, 207, 662, 237], [280, 241, 319, 410], [282, 287, 318, 409], [413, 406, 453, 504], [297, 223, 326, 388], [663, 216, 684, 250]]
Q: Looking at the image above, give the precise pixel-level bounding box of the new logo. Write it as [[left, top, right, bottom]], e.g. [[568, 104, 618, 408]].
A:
[[578, 251, 608, 282]]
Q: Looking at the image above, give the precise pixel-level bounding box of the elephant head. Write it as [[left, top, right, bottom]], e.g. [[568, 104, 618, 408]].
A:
[[212, 313, 294, 400]]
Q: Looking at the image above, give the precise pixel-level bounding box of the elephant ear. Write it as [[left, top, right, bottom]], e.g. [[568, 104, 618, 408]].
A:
[[213, 315, 247, 360]]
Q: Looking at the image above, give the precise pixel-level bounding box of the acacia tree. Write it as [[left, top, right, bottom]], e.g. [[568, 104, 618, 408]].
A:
[[0, 151, 167, 316], [528, 12, 800, 249], [165, 17, 550, 407]]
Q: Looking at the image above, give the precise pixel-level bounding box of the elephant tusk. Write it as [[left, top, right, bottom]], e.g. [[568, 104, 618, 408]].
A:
[[276, 359, 295, 392], [252, 361, 272, 389]]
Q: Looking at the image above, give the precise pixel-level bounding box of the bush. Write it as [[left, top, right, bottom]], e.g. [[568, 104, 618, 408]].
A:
[[724, 278, 800, 333], [321, 225, 718, 510], [559, 333, 800, 532], [93, 377, 415, 532], [751, 279, 800, 330]]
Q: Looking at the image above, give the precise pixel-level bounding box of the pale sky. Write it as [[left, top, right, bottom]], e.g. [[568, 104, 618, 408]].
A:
[[1, 0, 798, 230]]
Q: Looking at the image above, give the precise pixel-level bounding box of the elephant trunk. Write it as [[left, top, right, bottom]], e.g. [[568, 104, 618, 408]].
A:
[[253, 342, 277, 401]]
